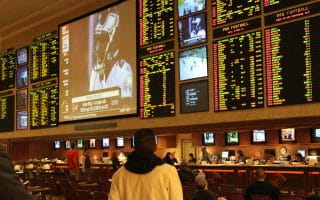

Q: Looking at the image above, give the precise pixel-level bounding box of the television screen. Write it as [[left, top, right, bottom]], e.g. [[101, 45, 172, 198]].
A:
[[16, 47, 28, 67], [265, 149, 276, 158], [310, 128, 320, 143], [221, 151, 229, 159], [116, 137, 124, 148], [77, 139, 84, 149], [16, 67, 28, 89], [297, 149, 306, 158], [16, 89, 28, 110], [89, 139, 96, 148], [280, 128, 296, 143], [308, 148, 320, 156], [179, 46, 208, 81], [178, 0, 206, 17], [252, 130, 266, 144], [203, 132, 214, 145], [16, 111, 28, 130], [102, 138, 110, 148], [178, 13, 207, 48], [65, 141, 71, 149], [53, 141, 61, 150], [225, 132, 239, 145], [59, 0, 137, 122]]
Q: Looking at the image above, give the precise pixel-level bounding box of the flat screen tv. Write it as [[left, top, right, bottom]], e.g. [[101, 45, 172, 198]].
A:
[[297, 149, 306, 158], [310, 128, 320, 143], [116, 137, 124, 148], [178, 0, 206, 17], [202, 132, 215, 145], [16, 111, 28, 130], [59, 0, 137, 122], [89, 139, 96, 148], [102, 138, 110, 148], [225, 132, 240, 145], [53, 141, 61, 150], [178, 13, 207, 48], [308, 148, 320, 156], [16, 89, 28, 110], [179, 46, 208, 81], [16, 47, 28, 67], [77, 139, 84, 149], [221, 151, 229, 159], [16, 67, 28, 89], [280, 128, 296, 143], [264, 149, 276, 159], [251, 130, 266, 144], [65, 141, 71, 149]]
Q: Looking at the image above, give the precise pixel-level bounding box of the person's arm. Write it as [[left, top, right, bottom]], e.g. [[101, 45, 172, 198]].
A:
[[108, 172, 120, 200], [0, 144, 32, 200], [168, 166, 183, 200]]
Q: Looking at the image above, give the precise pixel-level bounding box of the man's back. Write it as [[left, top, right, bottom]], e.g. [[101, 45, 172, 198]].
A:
[[108, 164, 183, 200], [67, 149, 79, 169], [245, 181, 280, 200]]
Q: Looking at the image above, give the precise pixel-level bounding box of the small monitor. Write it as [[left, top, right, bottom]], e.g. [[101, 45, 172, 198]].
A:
[[116, 137, 124, 148], [264, 149, 276, 159], [178, 0, 206, 17], [297, 149, 306, 158], [308, 148, 320, 156], [102, 138, 110, 148], [77, 139, 84, 149], [53, 141, 61, 150], [178, 13, 207, 48], [280, 128, 296, 143], [310, 128, 320, 143], [252, 130, 266, 144], [16, 89, 28, 110], [65, 141, 71, 149], [221, 151, 229, 159], [203, 132, 215, 146], [16, 111, 28, 130], [16, 47, 28, 67], [89, 139, 96, 148], [225, 132, 240, 145], [16, 67, 28, 89]]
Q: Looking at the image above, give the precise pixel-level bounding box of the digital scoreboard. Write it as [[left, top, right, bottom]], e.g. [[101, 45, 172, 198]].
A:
[[30, 83, 58, 129], [264, 0, 311, 13], [30, 36, 58, 83], [0, 53, 15, 91], [139, 51, 175, 118], [266, 15, 320, 106], [0, 95, 14, 132], [213, 31, 264, 111], [138, 0, 174, 46]]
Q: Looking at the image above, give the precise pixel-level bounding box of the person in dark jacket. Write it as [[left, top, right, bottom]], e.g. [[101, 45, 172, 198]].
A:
[[192, 172, 218, 200], [111, 152, 121, 172], [0, 143, 34, 200], [245, 168, 280, 200], [163, 152, 175, 165], [188, 153, 197, 164]]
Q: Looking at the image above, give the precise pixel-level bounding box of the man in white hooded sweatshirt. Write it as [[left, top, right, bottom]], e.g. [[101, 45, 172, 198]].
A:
[[108, 129, 183, 200]]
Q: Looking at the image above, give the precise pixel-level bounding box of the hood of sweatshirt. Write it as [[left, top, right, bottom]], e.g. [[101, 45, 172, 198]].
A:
[[124, 151, 164, 174]]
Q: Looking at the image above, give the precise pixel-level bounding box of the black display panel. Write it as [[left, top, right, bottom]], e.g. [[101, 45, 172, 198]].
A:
[[30, 85, 58, 129], [178, 13, 207, 48], [0, 53, 16, 91], [116, 137, 124, 148], [30, 36, 58, 83], [202, 132, 215, 145], [139, 52, 175, 118], [53, 141, 61, 150], [16, 89, 27, 110], [310, 128, 320, 143], [179, 46, 208, 81], [279, 128, 296, 143], [266, 16, 320, 106], [225, 131, 240, 145], [0, 95, 14, 132], [16, 67, 28, 89], [180, 80, 209, 113], [264, 0, 311, 13], [102, 138, 110, 148], [213, 31, 264, 111], [212, 0, 261, 27], [16, 47, 28, 67], [77, 139, 84, 149], [251, 129, 266, 144], [178, 0, 206, 17], [138, 0, 174, 46], [16, 111, 28, 130]]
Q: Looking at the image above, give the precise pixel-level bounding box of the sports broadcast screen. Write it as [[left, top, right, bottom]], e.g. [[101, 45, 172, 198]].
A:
[[77, 139, 84, 149], [179, 46, 208, 81], [252, 130, 266, 143], [225, 131, 239, 145], [102, 138, 110, 148], [53, 141, 61, 150], [16, 67, 28, 89], [203, 132, 215, 145], [16, 89, 27, 110], [178, 13, 207, 48], [59, 0, 137, 122], [310, 128, 320, 143], [17, 111, 28, 130], [178, 0, 206, 17], [89, 139, 96, 148], [116, 137, 124, 148], [65, 141, 71, 149], [16, 47, 28, 67], [280, 128, 296, 143]]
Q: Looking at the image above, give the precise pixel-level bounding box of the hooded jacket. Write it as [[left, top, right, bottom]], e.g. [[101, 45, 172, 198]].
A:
[[108, 151, 183, 200]]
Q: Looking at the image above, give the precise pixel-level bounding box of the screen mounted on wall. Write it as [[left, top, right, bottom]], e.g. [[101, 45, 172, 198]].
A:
[[59, 0, 137, 122], [280, 128, 296, 143]]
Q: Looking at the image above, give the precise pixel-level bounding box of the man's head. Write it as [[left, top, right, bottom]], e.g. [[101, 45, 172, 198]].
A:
[[195, 172, 207, 190], [189, 153, 194, 158], [255, 168, 266, 181], [134, 129, 156, 153], [201, 146, 206, 153]]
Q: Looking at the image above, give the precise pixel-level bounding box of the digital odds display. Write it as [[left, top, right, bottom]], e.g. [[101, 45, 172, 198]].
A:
[[59, 0, 137, 122], [0, 52, 16, 91], [0, 95, 14, 132]]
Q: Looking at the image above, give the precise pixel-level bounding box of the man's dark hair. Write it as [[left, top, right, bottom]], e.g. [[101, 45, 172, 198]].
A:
[[134, 129, 156, 152]]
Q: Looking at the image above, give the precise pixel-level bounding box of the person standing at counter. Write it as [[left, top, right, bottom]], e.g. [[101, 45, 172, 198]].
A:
[[188, 153, 197, 164], [236, 150, 247, 163], [108, 129, 183, 200], [200, 147, 211, 164], [245, 168, 280, 200], [67, 143, 79, 179], [163, 152, 175, 165]]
